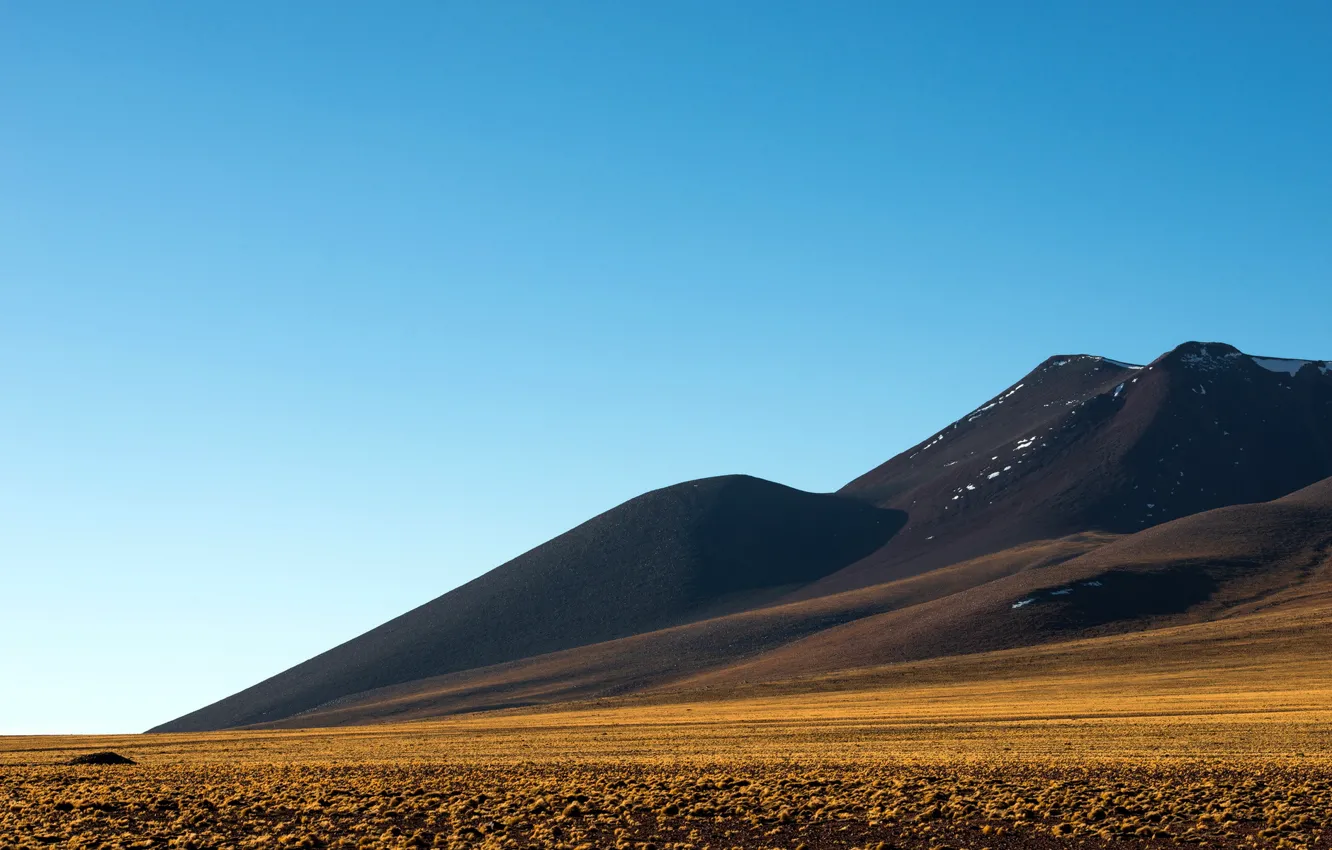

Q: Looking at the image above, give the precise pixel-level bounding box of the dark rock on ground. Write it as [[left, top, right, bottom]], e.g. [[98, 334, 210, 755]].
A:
[[67, 751, 136, 765]]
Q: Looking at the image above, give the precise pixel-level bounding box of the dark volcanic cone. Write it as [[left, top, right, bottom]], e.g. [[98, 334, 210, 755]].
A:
[[152, 475, 904, 732]]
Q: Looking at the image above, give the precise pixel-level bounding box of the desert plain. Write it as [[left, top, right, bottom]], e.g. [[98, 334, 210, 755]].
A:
[[6, 596, 1332, 850]]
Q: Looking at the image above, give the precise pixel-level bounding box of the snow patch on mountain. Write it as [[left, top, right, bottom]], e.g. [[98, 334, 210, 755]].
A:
[[1177, 345, 1244, 371], [1250, 356, 1328, 376], [1098, 357, 1144, 370]]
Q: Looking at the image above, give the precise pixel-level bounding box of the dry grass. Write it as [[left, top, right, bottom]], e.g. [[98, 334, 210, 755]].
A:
[[5, 604, 1332, 849], [6, 760, 1332, 850]]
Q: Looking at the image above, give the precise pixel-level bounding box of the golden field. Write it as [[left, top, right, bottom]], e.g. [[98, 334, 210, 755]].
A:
[[5, 601, 1332, 850]]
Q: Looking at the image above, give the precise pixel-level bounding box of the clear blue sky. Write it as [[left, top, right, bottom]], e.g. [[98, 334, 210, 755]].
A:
[[2, 2, 1329, 734]]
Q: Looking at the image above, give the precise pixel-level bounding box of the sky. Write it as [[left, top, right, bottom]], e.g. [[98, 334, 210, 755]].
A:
[[2, 1, 1330, 734]]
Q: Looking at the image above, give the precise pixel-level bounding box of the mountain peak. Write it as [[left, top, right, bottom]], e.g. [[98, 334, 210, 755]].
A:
[[1038, 353, 1143, 370], [1152, 341, 1244, 370], [1169, 340, 1243, 357], [1147, 341, 1329, 377]]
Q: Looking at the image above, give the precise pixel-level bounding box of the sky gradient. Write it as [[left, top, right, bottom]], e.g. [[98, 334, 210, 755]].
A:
[[3, 1, 1330, 733]]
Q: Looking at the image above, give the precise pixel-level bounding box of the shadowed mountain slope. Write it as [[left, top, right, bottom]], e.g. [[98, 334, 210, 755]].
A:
[[151, 475, 904, 732], [241, 533, 1114, 728]]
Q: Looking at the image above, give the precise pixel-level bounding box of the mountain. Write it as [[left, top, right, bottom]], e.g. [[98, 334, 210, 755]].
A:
[[814, 341, 1332, 595], [153, 476, 903, 732], [152, 342, 1332, 732]]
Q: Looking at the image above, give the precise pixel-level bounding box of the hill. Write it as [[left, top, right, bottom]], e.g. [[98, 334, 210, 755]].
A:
[[151, 475, 903, 732]]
